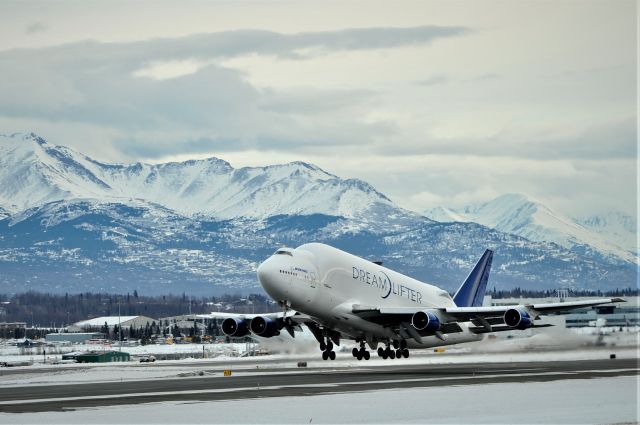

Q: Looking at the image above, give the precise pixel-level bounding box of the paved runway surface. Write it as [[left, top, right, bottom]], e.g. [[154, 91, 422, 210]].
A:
[[0, 358, 637, 413]]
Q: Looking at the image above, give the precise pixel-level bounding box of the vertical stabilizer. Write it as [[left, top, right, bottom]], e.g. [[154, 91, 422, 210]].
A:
[[452, 249, 493, 307]]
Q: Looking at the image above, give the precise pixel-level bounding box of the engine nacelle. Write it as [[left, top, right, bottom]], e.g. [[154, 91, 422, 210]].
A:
[[249, 316, 280, 338], [411, 310, 441, 333], [221, 317, 249, 337], [504, 308, 533, 330]]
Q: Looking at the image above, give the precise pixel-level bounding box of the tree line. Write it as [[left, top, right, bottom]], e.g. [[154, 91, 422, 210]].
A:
[[487, 287, 638, 299], [1, 288, 636, 327], [0, 291, 278, 327]]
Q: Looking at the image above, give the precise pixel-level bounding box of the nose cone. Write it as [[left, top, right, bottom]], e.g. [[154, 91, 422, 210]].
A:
[[256, 260, 269, 287], [257, 257, 284, 300]]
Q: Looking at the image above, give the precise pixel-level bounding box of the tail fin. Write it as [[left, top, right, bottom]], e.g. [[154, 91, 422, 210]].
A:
[[452, 249, 493, 307]]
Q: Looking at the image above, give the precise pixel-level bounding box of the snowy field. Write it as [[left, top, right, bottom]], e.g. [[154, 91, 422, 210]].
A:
[[0, 345, 638, 388], [1, 376, 637, 424], [1, 327, 638, 387], [0, 328, 638, 424], [0, 347, 638, 387]]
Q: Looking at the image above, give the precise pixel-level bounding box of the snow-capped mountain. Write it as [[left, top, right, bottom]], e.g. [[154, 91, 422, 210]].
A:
[[424, 194, 637, 264], [576, 211, 637, 255], [0, 133, 636, 294], [422, 206, 467, 223], [0, 133, 401, 220]]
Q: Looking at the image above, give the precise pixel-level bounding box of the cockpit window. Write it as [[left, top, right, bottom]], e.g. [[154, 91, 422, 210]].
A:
[[274, 249, 293, 256]]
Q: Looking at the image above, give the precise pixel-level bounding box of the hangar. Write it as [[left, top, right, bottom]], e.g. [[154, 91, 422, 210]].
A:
[[76, 351, 130, 363]]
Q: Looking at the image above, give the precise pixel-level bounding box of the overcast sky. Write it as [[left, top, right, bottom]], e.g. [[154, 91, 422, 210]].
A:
[[0, 0, 636, 217]]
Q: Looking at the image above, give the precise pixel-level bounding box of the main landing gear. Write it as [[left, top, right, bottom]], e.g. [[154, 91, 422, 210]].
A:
[[320, 339, 336, 361], [351, 341, 371, 361], [377, 340, 409, 360]]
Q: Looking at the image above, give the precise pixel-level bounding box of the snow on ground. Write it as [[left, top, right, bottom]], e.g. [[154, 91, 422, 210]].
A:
[[1, 376, 637, 424], [1, 346, 638, 388], [1, 327, 637, 387], [0, 341, 251, 364]]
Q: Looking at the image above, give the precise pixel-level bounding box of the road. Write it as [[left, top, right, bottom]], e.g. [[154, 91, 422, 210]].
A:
[[0, 358, 637, 413]]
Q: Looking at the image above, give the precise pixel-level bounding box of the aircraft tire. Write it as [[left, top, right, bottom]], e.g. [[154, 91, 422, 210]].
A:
[[320, 341, 326, 351], [352, 348, 359, 357], [329, 351, 336, 360], [326, 341, 334, 352], [363, 351, 370, 360], [402, 349, 409, 358], [377, 347, 384, 357], [396, 349, 402, 359], [322, 351, 328, 360], [389, 350, 395, 359], [392, 340, 399, 349]]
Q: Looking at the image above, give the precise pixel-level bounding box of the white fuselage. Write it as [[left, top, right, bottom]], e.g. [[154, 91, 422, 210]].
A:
[[257, 243, 482, 348]]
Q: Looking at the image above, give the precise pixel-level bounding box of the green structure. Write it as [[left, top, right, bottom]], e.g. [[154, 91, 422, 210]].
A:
[[75, 351, 130, 363]]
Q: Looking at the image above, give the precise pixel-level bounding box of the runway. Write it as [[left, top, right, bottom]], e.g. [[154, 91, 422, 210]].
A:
[[0, 358, 637, 413]]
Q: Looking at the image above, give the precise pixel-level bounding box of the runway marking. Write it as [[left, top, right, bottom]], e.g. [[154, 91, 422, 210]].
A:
[[0, 368, 637, 406]]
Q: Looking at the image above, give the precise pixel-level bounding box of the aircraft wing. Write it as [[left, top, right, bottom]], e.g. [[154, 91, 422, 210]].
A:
[[442, 297, 625, 320], [199, 311, 290, 320], [352, 297, 625, 334]]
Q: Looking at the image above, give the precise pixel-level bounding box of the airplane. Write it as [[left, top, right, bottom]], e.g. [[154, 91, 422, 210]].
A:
[[216, 243, 624, 360]]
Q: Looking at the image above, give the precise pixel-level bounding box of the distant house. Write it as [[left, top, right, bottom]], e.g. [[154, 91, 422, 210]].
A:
[[69, 316, 157, 332], [15, 338, 44, 347]]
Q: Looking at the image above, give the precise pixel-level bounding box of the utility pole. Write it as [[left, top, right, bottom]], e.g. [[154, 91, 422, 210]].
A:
[[118, 301, 122, 352]]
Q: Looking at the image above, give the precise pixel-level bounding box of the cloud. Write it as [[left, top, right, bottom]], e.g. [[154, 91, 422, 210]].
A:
[[25, 22, 47, 34], [0, 21, 634, 218], [0, 26, 469, 160], [1, 25, 631, 163], [415, 75, 449, 86], [374, 116, 636, 161]]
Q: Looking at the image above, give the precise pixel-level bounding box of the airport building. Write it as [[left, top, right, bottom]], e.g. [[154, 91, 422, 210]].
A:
[[75, 350, 130, 363], [45, 332, 106, 344], [0, 322, 27, 339], [69, 316, 157, 332], [159, 314, 219, 335]]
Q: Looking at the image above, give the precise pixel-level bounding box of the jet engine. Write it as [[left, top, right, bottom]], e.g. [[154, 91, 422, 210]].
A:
[[503, 308, 533, 329], [249, 316, 280, 338], [221, 317, 249, 337], [411, 310, 441, 333]]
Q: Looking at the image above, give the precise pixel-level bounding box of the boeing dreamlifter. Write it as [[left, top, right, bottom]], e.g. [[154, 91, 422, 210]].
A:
[[219, 243, 623, 360]]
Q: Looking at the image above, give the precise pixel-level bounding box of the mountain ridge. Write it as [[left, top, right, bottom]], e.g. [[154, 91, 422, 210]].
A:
[[0, 132, 401, 220], [424, 193, 637, 264]]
